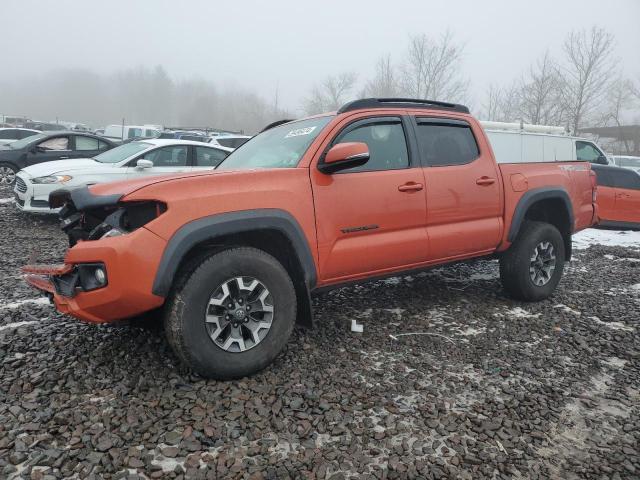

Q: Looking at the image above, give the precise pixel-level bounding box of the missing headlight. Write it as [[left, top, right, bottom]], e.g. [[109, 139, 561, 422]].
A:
[[65, 201, 166, 244]]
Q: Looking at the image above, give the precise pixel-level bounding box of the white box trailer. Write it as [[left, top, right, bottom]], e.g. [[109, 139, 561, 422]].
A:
[[480, 121, 611, 166]]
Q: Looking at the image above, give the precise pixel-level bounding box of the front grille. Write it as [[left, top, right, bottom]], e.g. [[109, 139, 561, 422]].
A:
[[15, 176, 27, 193]]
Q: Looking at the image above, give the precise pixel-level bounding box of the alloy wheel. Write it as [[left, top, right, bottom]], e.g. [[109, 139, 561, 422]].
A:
[[205, 276, 274, 352], [529, 241, 556, 286], [0, 166, 16, 186]]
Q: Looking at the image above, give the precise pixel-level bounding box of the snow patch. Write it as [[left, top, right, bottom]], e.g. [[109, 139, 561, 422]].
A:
[[0, 297, 51, 310], [0, 197, 15, 204], [572, 229, 640, 250], [554, 304, 581, 316], [0, 321, 39, 332], [589, 316, 634, 332], [502, 307, 540, 319]]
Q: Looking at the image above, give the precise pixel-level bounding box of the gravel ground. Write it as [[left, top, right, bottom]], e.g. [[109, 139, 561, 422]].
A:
[[0, 188, 639, 479]]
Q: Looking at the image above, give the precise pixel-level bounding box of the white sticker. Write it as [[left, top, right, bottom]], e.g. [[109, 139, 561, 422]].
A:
[[285, 126, 316, 138]]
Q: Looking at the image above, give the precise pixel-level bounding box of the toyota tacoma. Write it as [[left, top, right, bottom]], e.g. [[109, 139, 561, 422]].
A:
[[24, 98, 598, 379]]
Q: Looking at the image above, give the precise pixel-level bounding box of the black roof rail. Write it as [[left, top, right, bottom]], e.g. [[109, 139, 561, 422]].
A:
[[260, 119, 295, 133], [337, 98, 470, 114]]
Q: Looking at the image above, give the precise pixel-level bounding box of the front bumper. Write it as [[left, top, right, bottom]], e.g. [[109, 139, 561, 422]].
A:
[[14, 173, 61, 214], [23, 227, 167, 323]]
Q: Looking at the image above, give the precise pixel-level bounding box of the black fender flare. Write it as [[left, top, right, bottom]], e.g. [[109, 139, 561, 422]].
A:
[[151, 209, 317, 298], [508, 187, 574, 242]]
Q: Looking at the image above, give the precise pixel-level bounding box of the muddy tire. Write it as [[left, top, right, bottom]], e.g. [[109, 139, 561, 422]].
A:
[[500, 221, 565, 301], [164, 247, 296, 379]]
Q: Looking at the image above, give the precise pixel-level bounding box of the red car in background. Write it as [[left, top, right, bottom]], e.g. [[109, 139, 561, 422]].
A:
[[592, 164, 640, 230]]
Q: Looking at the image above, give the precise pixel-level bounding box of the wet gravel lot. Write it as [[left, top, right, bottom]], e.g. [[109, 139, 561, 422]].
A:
[[0, 188, 638, 479]]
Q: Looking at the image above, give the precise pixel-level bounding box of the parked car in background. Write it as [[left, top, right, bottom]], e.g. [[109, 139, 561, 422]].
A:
[[14, 139, 232, 213], [592, 164, 640, 230], [0, 128, 41, 146], [24, 97, 597, 379], [0, 132, 115, 185], [103, 125, 161, 141], [25, 121, 65, 131], [612, 155, 640, 173], [209, 135, 251, 149], [94, 128, 105, 136], [482, 121, 612, 165]]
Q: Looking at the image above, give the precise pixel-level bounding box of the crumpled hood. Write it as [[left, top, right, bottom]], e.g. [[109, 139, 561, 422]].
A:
[[21, 158, 104, 177]]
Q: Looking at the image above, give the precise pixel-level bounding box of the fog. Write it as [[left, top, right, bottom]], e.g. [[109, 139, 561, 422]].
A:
[[2, 0, 639, 133]]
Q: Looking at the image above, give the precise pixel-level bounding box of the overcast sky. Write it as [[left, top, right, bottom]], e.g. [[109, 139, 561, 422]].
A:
[[4, 0, 640, 112]]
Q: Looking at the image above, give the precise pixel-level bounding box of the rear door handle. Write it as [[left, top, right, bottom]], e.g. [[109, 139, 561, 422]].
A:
[[58, 156, 69, 159], [476, 176, 496, 186], [398, 182, 424, 192]]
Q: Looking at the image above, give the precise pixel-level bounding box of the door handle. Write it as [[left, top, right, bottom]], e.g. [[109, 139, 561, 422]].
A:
[[58, 156, 69, 159], [398, 182, 424, 192], [476, 176, 496, 186]]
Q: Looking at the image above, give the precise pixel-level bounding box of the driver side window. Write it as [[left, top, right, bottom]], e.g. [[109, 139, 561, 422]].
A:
[[38, 136, 70, 151], [142, 146, 188, 167], [333, 119, 409, 173]]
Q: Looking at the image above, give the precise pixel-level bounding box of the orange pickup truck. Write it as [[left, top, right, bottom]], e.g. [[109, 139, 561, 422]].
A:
[[24, 98, 597, 379]]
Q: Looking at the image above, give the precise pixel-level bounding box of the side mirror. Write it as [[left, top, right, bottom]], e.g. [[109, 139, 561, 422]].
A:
[[318, 142, 370, 174], [136, 159, 153, 169], [596, 155, 608, 165]]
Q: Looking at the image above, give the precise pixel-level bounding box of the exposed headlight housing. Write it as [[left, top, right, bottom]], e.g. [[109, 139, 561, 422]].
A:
[[32, 175, 72, 184]]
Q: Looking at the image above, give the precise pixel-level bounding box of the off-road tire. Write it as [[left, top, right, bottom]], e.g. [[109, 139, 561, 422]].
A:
[[500, 221, 565, 301], [164, 247, 296, 379]]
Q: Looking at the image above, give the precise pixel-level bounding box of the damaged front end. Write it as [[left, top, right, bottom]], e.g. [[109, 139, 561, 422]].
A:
[[23, 186, 167, 301], [49, 187, 166, 247]]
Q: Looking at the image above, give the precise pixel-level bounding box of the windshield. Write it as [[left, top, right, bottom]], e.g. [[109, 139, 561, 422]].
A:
[[616, 157, 640, 168], [7, 133, 47, 149], [94, 141, 151, 163], [218, 116, 332, 170]]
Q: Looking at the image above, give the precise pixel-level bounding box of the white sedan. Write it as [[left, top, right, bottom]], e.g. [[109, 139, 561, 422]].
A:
[[14, 139, 232, 213]]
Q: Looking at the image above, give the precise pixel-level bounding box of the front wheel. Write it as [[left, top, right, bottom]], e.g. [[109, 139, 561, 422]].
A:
[[499, 221, 565, 301], [164, 247, 297, 379]]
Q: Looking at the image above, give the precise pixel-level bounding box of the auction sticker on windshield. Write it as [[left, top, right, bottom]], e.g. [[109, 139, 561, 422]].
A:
[[285, 127, 316, 138]]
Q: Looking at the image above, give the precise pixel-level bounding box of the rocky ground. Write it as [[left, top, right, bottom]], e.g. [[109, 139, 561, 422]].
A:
[[0, 187, 638, 479]]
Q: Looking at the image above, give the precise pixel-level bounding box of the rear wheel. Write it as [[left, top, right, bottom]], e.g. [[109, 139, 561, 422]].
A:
[[164, 247, 296, 379], [0, 163, 17, 186], [499, 221, 565, 301]]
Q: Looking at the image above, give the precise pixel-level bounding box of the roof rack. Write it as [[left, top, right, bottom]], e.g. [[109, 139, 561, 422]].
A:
[[337, 98, 470, 114]]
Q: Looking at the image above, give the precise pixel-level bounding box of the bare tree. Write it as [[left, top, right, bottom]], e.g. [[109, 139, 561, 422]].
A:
[[482, 84, 504, 121], [361, 55, 399, 97], [400, 31, 468, 102], [560, 26, 616, 134], [519, 52, 565, 125], [481, 82, 521, 122], [303, 72, 357, 115], [598, 78, 637, 154]]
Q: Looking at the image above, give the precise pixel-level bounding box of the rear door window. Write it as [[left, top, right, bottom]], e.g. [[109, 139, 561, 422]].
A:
[[415, 118, 479, 166], [142, 145, 188, 167], [195, 146, 229, 167], [74, 136, 100, 151]]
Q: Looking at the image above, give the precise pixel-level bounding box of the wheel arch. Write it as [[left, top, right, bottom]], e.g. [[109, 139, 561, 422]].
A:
[[152, 209, 317, 327], [508, 187, 574, 260]]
